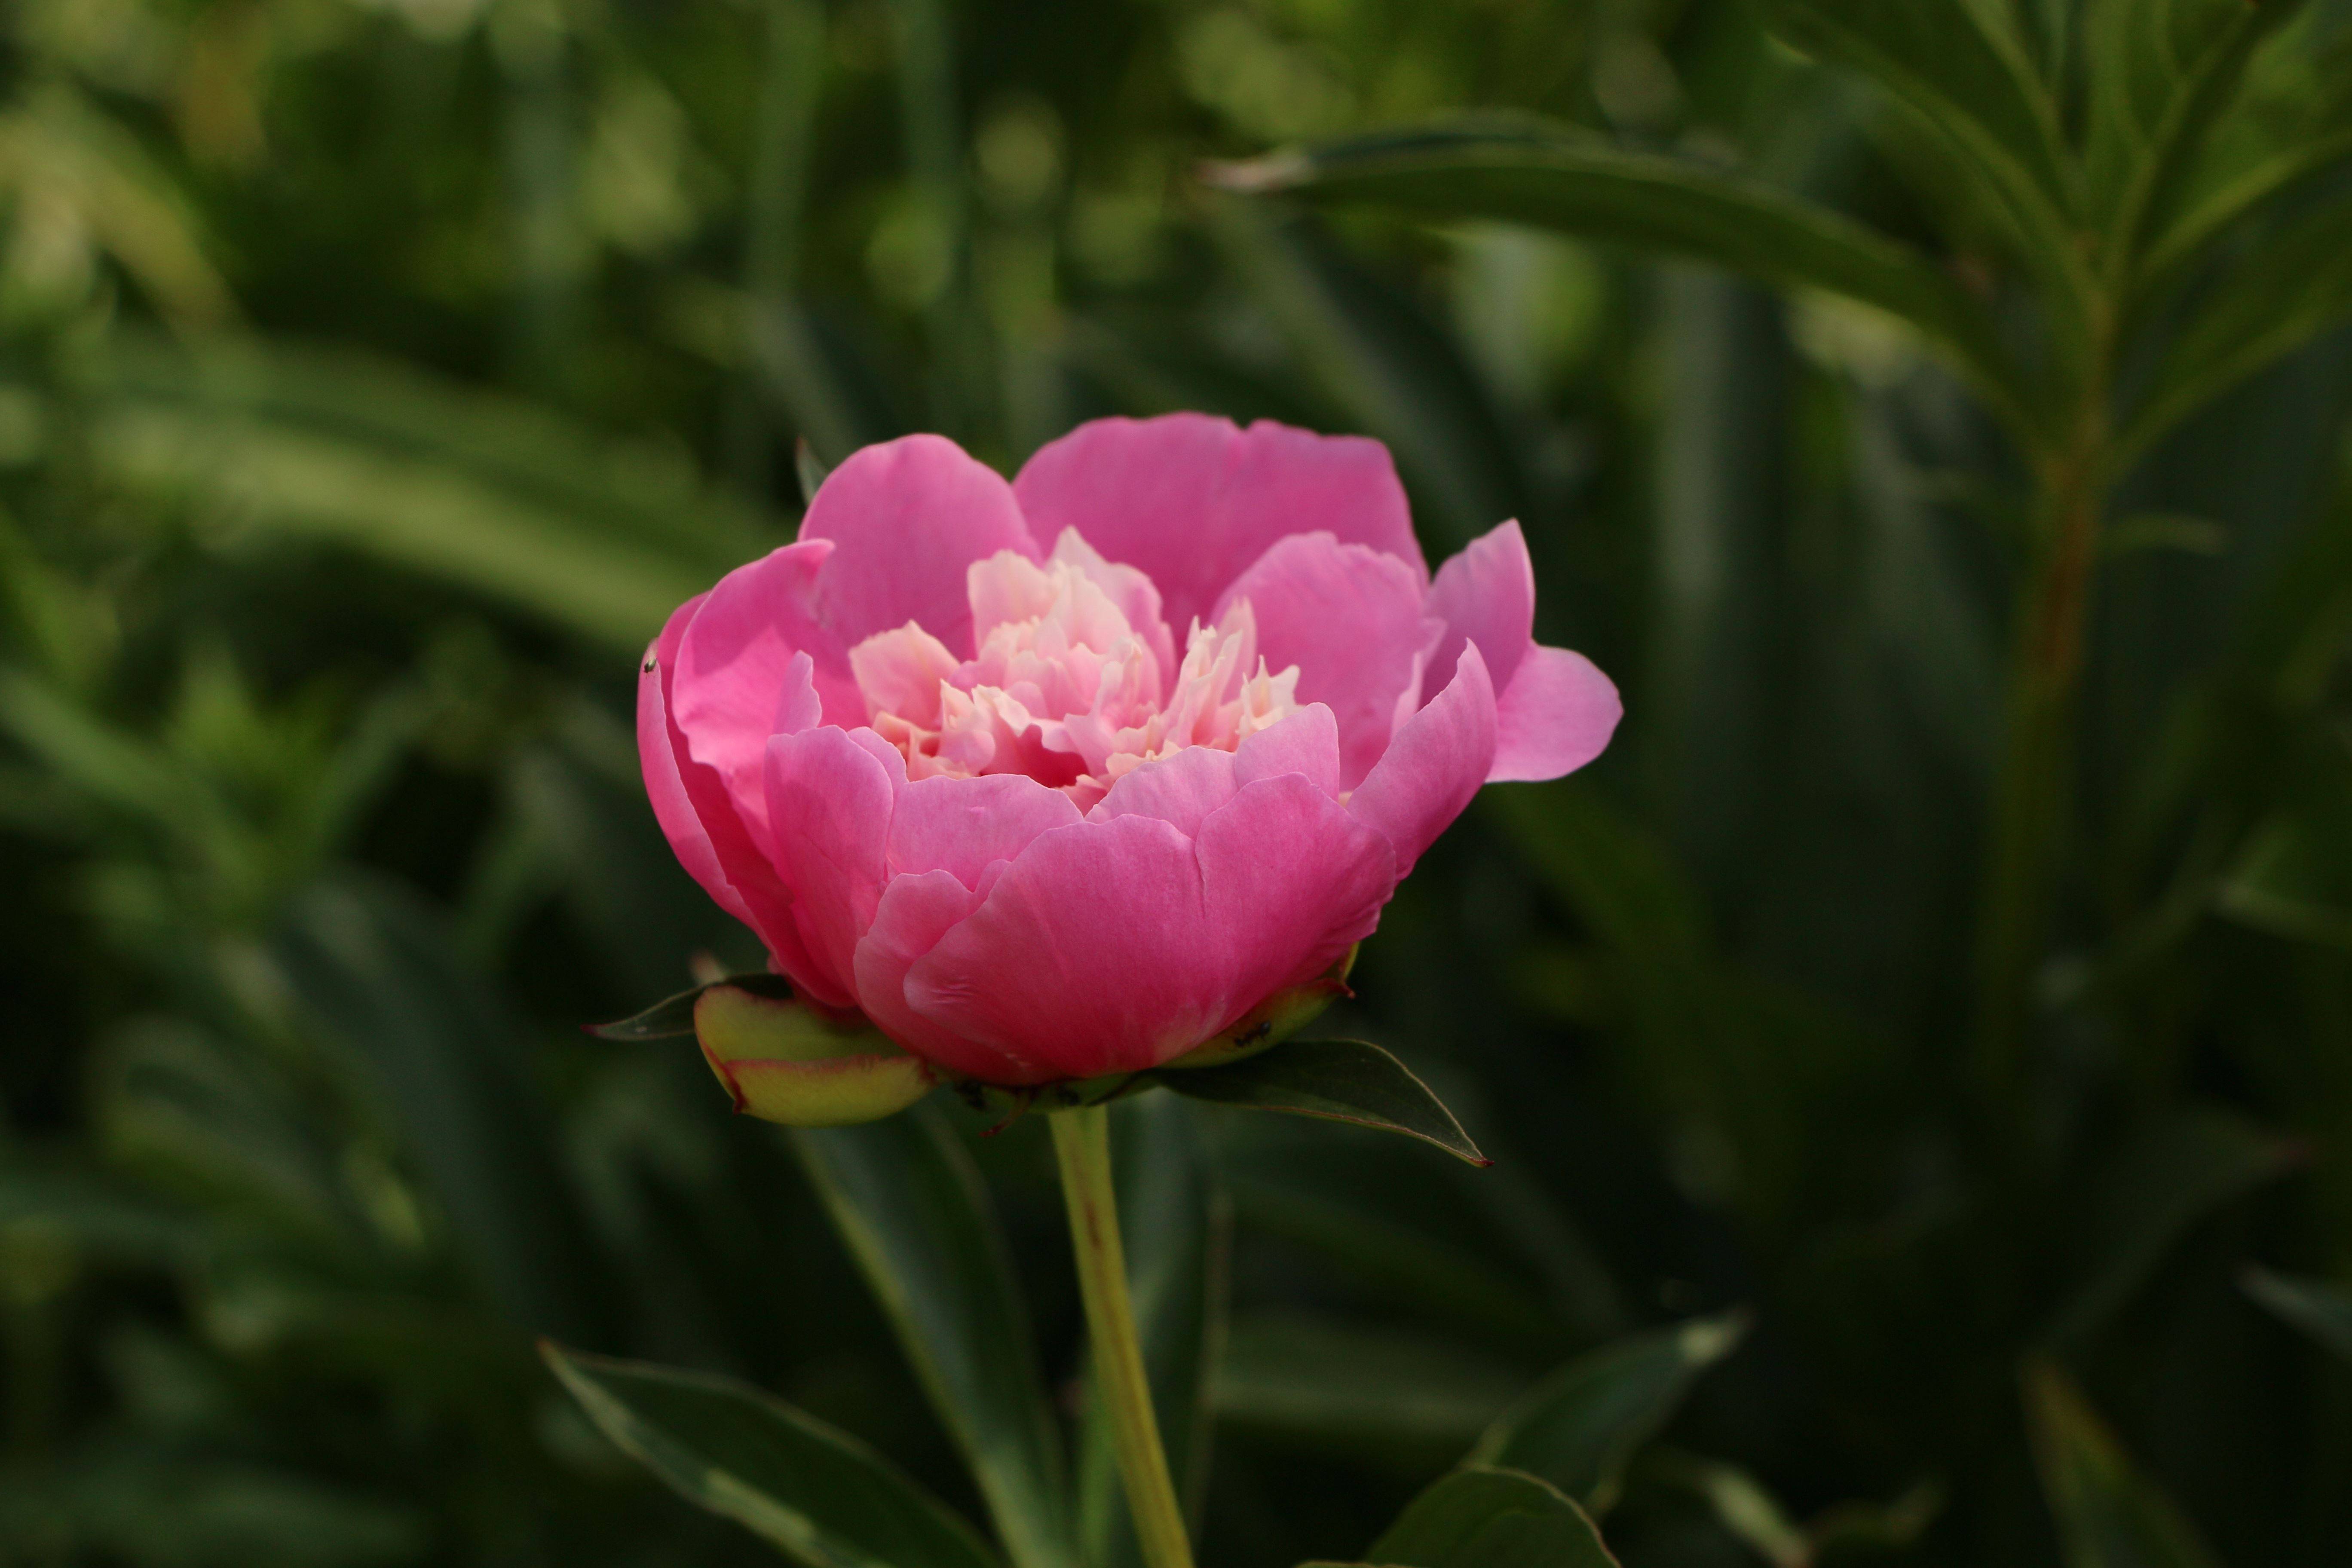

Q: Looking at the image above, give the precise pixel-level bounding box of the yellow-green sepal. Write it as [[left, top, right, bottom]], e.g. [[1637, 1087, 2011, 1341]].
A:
[[1158, 944, 1358, 1071], [694, 984, 934, 1127]]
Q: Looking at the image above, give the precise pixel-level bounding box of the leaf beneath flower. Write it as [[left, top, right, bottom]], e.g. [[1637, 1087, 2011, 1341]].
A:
[[1151, 1038, 1488, 1166], [585, 973, 795, 1039]]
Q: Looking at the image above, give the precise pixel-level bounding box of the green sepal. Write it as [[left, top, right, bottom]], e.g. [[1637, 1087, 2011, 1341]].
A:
[[585, 972, 795, 1040], [695, 983, 935, 1128]]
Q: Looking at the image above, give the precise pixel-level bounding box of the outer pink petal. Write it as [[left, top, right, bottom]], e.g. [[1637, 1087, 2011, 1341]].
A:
[[1490, 644, 1622, 782], [1348, 642, 1498, 873], [888, 772, 1082, 886], [673, 540, 855, 851], [852, 869, 1020, 1079], [802, 434, 1039, 658], [903, 815, 1213, 1083], [762, 726, 896, 1006], [1424, 520, 1534, 697], [640, 595, 826, 989], [1088, 746, 1238, 838], [1194, 773, 1396, 1022], [1014, 414, 1425, 636], [1231, 703, 1342, 799], [1215, 533, 1438, 793]]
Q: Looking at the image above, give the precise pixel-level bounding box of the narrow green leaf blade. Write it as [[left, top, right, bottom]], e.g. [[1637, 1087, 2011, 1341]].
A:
[[1078, 1095, 1228, 1568], [1469, 1313, 1748, 1507], [793, 1106, 1076, 1568], [587, 974, 796, 1040], [2242, 1268, 2352, 1362], [2042, 1108, 2300, 1346], [1154, 1039, 1487, 1166], [1213, 1312, 1526, 1456], [1369, 1466, 1622, 1567], [543, 1343, 1003, 1568], [1208, 126, 2032, 439], [2024, 1362, 2228, 1568]]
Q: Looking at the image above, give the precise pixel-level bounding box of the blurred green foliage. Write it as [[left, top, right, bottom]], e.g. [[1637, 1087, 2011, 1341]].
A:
[[1, 0, 2349, 1565]]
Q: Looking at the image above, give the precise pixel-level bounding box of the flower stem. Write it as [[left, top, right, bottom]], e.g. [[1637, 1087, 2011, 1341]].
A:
[[1049, 1104, 1195, 1568]]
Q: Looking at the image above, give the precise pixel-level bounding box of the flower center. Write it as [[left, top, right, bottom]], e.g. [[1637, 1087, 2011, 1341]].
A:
[[848, 530, 1301, 808]]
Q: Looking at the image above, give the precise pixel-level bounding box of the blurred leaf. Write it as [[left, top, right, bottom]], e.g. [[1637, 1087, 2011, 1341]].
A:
[[2118, 197, 2352, 466], [0, 1453, 424, 1568], [2103, 513, 2229, 558], [0, 1164, 202, 1269], [270, 876, 615, 1344], [1210, 125, 2034, 441], [1642, 1449, 1810, 1568], [1154, 1039, 1487, 1166], [1212, 1312, 1527, 1456], [1078, 1094, 1227, 1568], [1469, 1313, 1747, 1510], [797, 438, 833, 507], [2043, 1108, 2299, 1347], [545, 1342, 1004, 1568], [2024, 1361, 2227, 1568], [793, 1105, 1075, 1568], [2217, 802, 2352, 949], [1367, 1465, 1622, 1567], [1758, 0, 2086, 342], [2082, 0, 2300, 261], [2241, 1267, 2352, 1362]]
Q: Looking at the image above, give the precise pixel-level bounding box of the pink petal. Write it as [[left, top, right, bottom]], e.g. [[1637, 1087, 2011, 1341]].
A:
[[1491, 644, 1622, 782], [852, 869, 1019, 1079], [903, 775, 1397, 1083], [1193, 772, 1396, 1023], [904, 815, 1213, 1082], [888, 772, 1082, 886], [1014, 414, 1425, 636], [762, 726, 897, 1005], [1215, 533, 1439, 792], [802, 434, 1039, 658], [673, 540, 854, 851], [1425, 520, 1534, 697], [1088, 746, 1238, 838], [640, 599, 830, 995], [1348, 642, 1498, 873], [1231, 703, 1342, 798]]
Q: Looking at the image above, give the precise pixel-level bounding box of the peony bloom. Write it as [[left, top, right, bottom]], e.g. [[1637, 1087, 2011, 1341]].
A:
[[640, 415, 1618, 1099]]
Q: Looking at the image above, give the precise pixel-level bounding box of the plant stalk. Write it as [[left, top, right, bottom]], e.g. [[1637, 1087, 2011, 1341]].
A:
[[1049, 1104, 1195, 1568], [1974, 404, 2113, 1098]]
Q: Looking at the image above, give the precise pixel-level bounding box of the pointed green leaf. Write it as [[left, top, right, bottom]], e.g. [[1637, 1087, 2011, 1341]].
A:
[[2042, 1108, 2300, 1346], [543, 1343, 1003, 1568], [793, 1106, 1076, 1568], [2024, 1362, 2227, 1568], [1207, 125, 2033, 442], [1213, 1312, 1525, 1455], [2242, 1268, 2352, 1362], [1469, 1313, 1748, 1508], [587, 974, 796, 1040], [1077, 1095, 1227, 1568], [1153, 1039, 1486, 1166], [1369, 1467, 1622, 1567]]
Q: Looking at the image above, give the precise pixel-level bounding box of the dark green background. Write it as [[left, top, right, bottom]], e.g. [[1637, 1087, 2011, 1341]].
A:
[[1, 1, 2347, 1564]]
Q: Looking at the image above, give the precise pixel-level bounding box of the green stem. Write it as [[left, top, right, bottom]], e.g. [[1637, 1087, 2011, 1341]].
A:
[[1049, 1105, 1195, 1568], [1973, 407, 2113, 1099]]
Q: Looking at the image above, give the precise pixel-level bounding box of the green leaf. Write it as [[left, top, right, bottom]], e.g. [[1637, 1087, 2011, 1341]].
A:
[[1078, 1094, 1228, 1568], [588, 973, 796, 1040], [1153, 1039, 1487, 1166], [1468, 1313, 1748, 1509], [2042, 1107, 2299, 1345], [543, 1343, 1004, 1568], [2117, 196, 2352, 466], [2024, 1361, 2227, 1568], [1212, 1312, 1527, 1456], [2242, 1268, 2352, 1362], [271, 876, 616, 1344], [793, 1105, 1075, 1568], [1207, 124, 2034, 442], [2082, 0, 2301, 269], [1367, 1466, 1622, 1567], [1758, 0, 2086, 332]]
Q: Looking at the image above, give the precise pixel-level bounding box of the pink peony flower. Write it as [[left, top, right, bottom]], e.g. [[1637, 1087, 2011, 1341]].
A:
[[640, 415, 1619, 1089]]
